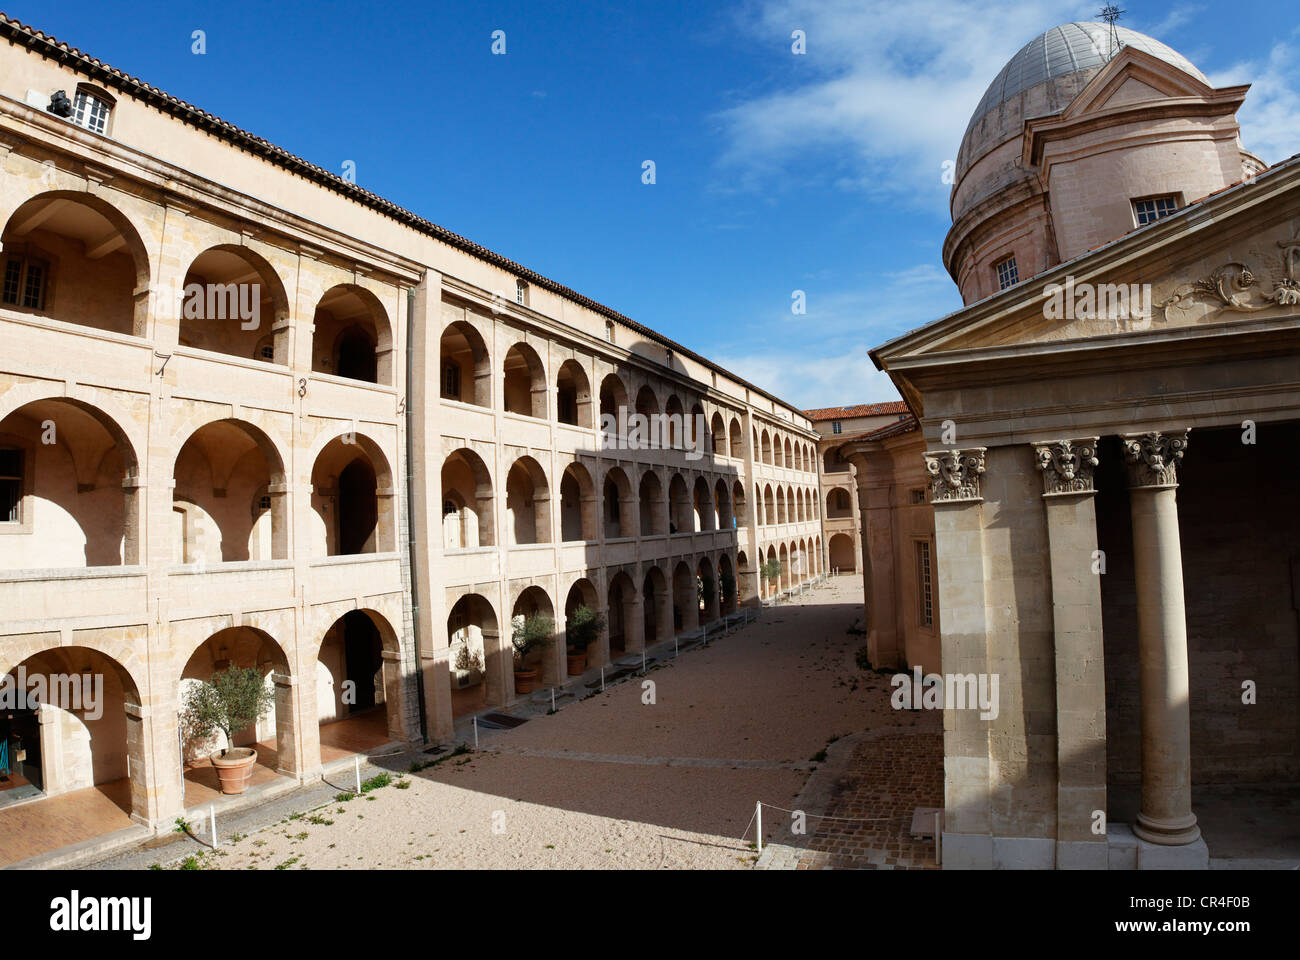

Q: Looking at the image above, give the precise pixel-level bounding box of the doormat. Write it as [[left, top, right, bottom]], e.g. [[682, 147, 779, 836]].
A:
[[478, 713, 529, 729]]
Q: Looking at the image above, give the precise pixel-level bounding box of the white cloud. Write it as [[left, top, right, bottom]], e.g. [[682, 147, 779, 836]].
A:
[[715, 0, 1080, 201], [715, 346, 901, 410], [1208, 26, 1300, 165]]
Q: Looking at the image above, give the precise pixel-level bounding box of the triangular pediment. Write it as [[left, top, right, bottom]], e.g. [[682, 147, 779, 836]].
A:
[[1059, 46, 1223, 120]]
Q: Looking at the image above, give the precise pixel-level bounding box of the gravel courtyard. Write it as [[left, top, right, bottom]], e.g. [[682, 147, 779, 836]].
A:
[[147, 578, 930, 870]]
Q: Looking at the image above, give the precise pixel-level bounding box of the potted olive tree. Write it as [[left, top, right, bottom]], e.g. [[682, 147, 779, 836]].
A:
[[760, 559, 783, 596], [182, 666, 274, 795], [564, 604, 605, 675], [511, 612, 554, 694]]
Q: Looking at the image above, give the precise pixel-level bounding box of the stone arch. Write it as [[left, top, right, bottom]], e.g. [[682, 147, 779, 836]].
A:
[[503, 341, 546, 418], [827, 486, 853, 519], [0, 394, 143, 567], [312, 283, 393, 385], [447, 591, 502, 716], [556, 359, 592, 428], [668, 473, 692, 534], [172, 418, 288, 563], [440, 320, 491, 406], [639, 469, 665, 536], [729, 417, 743, 458], [829, 532, 856, 573], [784, 437, 793, 469], [505, 455, 551, 545], [778, 543, 790, 591], [763, 484, 775, 526], [599, 373, 628, 426], [714, 477, 733, 530], [642, 564, 671, 646], [733, 480, 747, 527], [602, 465, 635, 539], [563, 577, 603, 670], [314, 607, 407, 745], [672, 560, 698, 635], [442, 448, 494, 549], [761, 429, 773, 465], [606, 570, 639, 658], [718, 552, 737, 614], [664, 394, 684, 449], [692, 475, 715, 532], [559, 460, 597, 542], [310, 433, 396, 556], [510, 584, 556, 686], [178, 244, 291, 363], [697, 554, 719, 624], [0, 190, 152, 337], [710, 412, 727, 456]]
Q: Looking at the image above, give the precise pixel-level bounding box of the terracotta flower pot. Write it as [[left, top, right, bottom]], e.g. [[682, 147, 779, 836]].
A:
[[210, 746, 257, 795], [567, 652, 587, 675], [514, 668, 539, 694]]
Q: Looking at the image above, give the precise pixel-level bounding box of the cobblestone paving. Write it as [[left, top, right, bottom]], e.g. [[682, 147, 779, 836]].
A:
[[794, 726, 943, 870]]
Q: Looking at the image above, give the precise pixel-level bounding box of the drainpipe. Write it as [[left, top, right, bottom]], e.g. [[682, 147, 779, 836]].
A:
[[406, 283, 428, 742]]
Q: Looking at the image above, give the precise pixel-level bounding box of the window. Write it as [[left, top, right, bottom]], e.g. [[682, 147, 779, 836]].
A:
[[831, 420, 842, 435], [665, 348, 674, 368], [1133, 195, 1179, 226], [2, 255, 48, 310], [605, 320, 615, 343], [0, 448, 22, 523], [441, 361, 461, 400], [909, 488, 927, 505], [916, 540, 933, 627], [994, 256, 1019, 291], [515, 279, 528, 305], [72, 89, 112, 134]]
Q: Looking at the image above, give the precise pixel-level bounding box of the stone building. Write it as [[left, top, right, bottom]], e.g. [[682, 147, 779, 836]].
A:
[[868, 21, 1299, 868], [0, 14, 823, 843]]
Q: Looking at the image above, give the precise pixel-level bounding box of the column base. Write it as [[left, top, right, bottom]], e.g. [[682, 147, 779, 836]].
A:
[[1133, 811, 1201, 846]]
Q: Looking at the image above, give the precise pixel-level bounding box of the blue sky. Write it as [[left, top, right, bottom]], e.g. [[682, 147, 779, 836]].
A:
[[16, 1, 1300, 408]]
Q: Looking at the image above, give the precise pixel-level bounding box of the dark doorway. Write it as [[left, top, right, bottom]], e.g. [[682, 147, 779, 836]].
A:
[[342, 611, 382, 713], [338, 459, 378, 554], [336, 327, 377, 383]]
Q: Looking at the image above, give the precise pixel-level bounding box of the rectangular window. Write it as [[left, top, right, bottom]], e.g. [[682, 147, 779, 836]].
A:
[[2, 256, 47, 311], [1133, 195, 1179, 226], [73, 90, 111, 134], [605, 320, 615, 343], [909, 488, 927, 504], [0, 448, 23, 523], [916, 540, 933, 627], [515, 279, 528, 305], [441, 362, 461, 400], [995, 256, 1019, 291], [831, 420, 842, 435]]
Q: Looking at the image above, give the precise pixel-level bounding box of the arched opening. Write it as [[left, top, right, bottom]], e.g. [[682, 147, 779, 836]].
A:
[[698, 555, 719, 625], [0, 646, 147, 860], [774, 436, 785, 468], [505, 456, 550, 545], [689, 401, 706, 452], [829, 532, 857, 573], [310, 434, 394, 556], [1, 192, 149, 337], [512, 586, 555, 687], [719, 553, 737, 614], [784, 438, 793, 469], [315, 609, 404, 757], [606, 572, 639, 657], [828, 487, 853, 519], [642, 566, 671, 646], [635, 386, 660, 437], [673, 561, 698, 635], [777, 486, 788, 524], [448, 593, 502, 716], [602, 466, 634, 539], [729, 418, 743, 458], [180, 627, 295, 800], [503, 342, 546, 418], [442, 449, 494, 549], [440, 321, 491, 406], [664, 395, 684, 449], [736, 550, 752, 606], [559, 461, 596, 542], [779, 543, 790, 592], [0, 396, 141, 568], [178, 245, 288, 362], [563, 579, 602, 672], [733, 480, 747, 527], [556, 359, 592, 428], [639, 470, 665, 536], [763, 484, 776, 526], [710, 412, 727, 456], [313, 284, 392, 385], [599, 374, 628, 439], [714, 478, 733, 530], [173, 419, 286, 563], [693, 476, 714, 532], [761, 430, 773, 465], [765, 545, 778, 598], [669, 473, 691, 534], [796, 489, 805, 522]]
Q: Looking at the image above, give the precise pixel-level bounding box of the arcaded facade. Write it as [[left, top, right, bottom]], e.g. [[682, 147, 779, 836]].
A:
[[872, 22, 1299, 868], [0, 14, 823, 838]]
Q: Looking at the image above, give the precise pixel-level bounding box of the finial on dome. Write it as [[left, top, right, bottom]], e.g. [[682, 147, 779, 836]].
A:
[[1098, 4, 1127, 59]]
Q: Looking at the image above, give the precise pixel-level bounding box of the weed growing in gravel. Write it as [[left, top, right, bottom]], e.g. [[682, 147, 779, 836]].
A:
[[360, 772, 391, 792], [180, 856, 200, 870], [307, 814, 333, 826]]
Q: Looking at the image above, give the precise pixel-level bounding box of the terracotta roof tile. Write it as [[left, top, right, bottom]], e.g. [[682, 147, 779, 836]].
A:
[[803, 401, 909, 421]]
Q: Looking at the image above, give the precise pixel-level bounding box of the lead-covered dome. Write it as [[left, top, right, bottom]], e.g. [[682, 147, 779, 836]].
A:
[[953, 22, 1207, 220]]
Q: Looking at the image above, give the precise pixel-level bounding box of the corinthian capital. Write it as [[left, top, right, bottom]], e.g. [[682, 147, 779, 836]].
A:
[[1123, 430, 1190, 489], [1034, 438, 1099, 496], [924, 448, 986, 503]]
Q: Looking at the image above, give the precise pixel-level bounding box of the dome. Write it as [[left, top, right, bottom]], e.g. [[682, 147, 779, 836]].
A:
[[954, 22, 1207, 195]]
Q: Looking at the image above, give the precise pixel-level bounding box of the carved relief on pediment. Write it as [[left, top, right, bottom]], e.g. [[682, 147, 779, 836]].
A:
[[1157, 231, 1300, 323]]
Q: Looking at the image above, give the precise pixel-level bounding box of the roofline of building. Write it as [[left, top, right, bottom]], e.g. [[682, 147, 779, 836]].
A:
[[0, 12, 813, 424]]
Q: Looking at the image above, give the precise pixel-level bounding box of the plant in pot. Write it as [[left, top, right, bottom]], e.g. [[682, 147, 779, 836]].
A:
[[453, 642, 484, 689], [564, 604, 605, 675], [760, 559, 783, 596], [511, 612, 554, 694], [181, 666, 274, 796]]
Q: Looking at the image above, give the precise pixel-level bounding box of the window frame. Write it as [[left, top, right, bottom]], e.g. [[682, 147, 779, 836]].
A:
[[1132, 193, 1180, 227], [2, 249, 52, 314], [0, 435, 35, 535], [915, 538, 934, 628], [994, 255, 1019, 291], [70, 83, 115, 136]]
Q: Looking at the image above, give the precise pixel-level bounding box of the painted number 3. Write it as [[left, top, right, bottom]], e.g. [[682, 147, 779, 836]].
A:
[[298, 379, 307, 398]]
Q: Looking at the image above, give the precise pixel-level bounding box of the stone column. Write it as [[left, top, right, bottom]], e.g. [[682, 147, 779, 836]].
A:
[[1124, 431, 1200, 847], [925, 447, 993, 869], [1034, 439, 1108, 868], [626, 594, 646, 653]]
